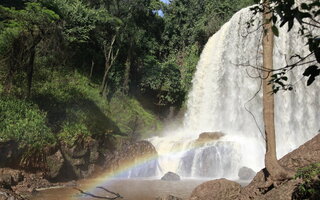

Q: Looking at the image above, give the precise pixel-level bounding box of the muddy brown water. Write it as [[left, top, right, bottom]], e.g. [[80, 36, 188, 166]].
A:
[[31, 178, 249, 200], [31, 179, 206, 200]]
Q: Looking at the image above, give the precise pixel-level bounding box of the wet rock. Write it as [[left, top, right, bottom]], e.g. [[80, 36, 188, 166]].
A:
[[161, 172, 180, 181], [238, 167, 256, 180], [156, 194, 183, 200], [190, 178, 241, 200]]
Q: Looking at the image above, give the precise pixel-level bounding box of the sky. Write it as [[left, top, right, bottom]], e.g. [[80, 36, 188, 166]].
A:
[[158, 0, 169, 16], [160, 0, 170, 4]]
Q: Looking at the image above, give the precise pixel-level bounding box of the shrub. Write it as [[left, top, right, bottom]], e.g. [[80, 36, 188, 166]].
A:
[[293, 162, 320, 200], [0, 97, 55, 149], [58, 121, 90, 146]]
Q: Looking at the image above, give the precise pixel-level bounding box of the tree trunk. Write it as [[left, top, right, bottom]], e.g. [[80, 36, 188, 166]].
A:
[[3, 64, 15, 94], [122, 41, 132, 95], [26, 46, 36, 98], [89, 59, 94, 79], [26, 33, 42, 98], [100, 35, 117, 96], [3, 38, 22, 94], [262, 0, 294, 181]]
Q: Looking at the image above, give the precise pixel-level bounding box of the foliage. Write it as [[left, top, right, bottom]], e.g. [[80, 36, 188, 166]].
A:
[[33, 69, 122, 144], [0, 97, 55, 149], [33, 67, 160, 144], [156, 0, 254, 105], [139, 55, 184, 105], [293, 162, 320, 200], [250, 0, 320, 93], [162, 0, 255, 53], [108, 91, 162, 139], [59, 121, 90, 146], [0, 0, 253, 151], [0, 2, 60, 97]]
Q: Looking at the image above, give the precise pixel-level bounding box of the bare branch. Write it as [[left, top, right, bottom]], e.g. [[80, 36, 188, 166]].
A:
[[97, 186, 122, 198], [74, 187, 123, 200], [301, 21, 320, 29]]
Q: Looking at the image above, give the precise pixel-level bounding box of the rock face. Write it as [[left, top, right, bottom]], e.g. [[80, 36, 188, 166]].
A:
[[161, 172, 180, 181], [239, 133, 320, 200], [0, 137, 159, 197], [104, 140, 159, 177], [190, 178, 241, 200], [0, 136, 157, 182], [238, 167, 256, 180], [56, 138, 101, 180]]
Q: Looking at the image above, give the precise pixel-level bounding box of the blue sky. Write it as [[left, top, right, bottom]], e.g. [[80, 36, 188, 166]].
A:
[[158, 0, 170, 16], [160, 0, 170, 4]]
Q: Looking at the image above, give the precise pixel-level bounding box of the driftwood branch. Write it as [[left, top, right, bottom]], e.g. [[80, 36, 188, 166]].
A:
[[74, 186, 123, 200]]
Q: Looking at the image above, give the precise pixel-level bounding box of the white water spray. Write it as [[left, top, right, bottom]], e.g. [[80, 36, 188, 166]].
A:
[[149, 6, 320, 179]]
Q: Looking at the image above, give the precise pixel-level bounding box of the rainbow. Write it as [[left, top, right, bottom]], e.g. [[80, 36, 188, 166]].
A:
[[82, 151, 160, 189], [74, 138, 218, 199]]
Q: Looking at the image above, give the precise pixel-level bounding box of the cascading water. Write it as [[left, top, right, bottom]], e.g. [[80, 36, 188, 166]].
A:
[[146, 6, 320, 180]]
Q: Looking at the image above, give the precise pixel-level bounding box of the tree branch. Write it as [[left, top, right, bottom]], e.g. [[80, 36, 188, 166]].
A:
[[74, 187, 123, 200]]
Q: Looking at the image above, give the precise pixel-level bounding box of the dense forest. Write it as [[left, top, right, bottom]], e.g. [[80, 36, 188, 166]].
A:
[[0, 0, 255, 156]]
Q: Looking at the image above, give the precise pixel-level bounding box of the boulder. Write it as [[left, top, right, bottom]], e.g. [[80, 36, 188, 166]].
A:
[[190, 178, 241, 200], [238, 167, 256, 180], [161, 172, 180, 181], [194, 132, 224, 146]]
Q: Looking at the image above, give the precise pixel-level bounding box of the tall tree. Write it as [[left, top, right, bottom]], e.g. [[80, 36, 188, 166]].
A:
[[262, 0, 294, 181], [0, 2, 59, 97]]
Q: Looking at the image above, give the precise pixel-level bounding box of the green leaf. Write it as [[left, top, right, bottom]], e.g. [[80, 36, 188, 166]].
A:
[[272, 15, 277, 24], [272, 25, 279, 37], [288, 19, 294, 32]]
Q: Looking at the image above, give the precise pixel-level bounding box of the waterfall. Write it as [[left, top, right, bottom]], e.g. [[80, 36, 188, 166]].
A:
[[148, 6, 320, 179]]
